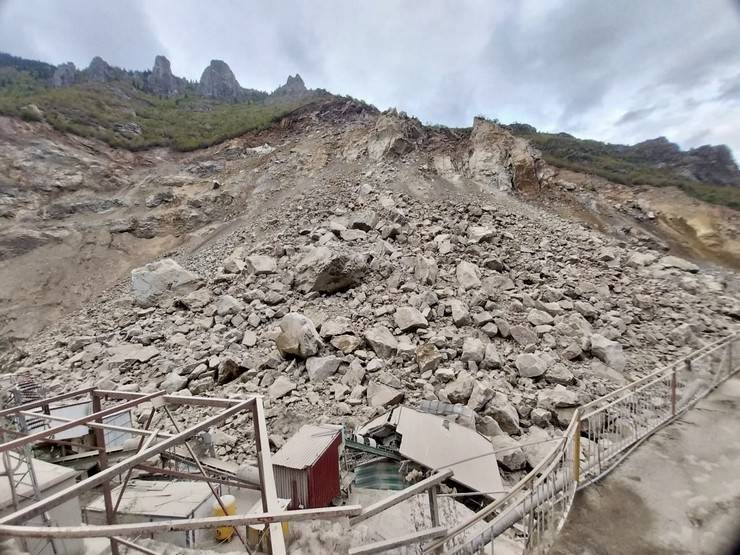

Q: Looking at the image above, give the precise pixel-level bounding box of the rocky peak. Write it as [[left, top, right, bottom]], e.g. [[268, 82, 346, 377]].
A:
[[147, 55, 181, 97], [630, 137, 739, 186], [52, 62, 76, 88], [86, 56, 115, 82], [198, 59, 242, 100], [272, 74, 307, 97]]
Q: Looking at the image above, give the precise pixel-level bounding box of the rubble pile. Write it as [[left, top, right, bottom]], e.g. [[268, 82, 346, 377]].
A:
[[13, 169, 739, 480]]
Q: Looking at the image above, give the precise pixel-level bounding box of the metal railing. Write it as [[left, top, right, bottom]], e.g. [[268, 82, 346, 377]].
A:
[[426, 332, 739, 555]]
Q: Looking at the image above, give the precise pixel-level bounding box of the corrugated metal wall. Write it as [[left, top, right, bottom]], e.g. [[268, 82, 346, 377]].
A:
[[274, 432, 341, 509], [274, 466, 309, 510], [307, 433, 341, 508]]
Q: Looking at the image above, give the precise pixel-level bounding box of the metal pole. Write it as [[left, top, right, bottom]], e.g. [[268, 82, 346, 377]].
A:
[[427, 485, 441, 555], [91, 392, 119, 555], [670, 370, 677, 416], [112, 536, 159, 555], [252, 398, 287, 555], [572, 419, 581, 484]]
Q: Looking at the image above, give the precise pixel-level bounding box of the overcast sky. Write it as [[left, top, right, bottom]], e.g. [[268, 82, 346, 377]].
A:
[[1, 0, 739, 158]]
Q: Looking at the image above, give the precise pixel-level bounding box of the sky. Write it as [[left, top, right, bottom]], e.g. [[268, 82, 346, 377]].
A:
[[1, 0, 739, 159]]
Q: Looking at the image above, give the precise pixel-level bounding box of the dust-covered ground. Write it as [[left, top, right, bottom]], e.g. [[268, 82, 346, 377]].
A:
[[552, 373, 740, 555]]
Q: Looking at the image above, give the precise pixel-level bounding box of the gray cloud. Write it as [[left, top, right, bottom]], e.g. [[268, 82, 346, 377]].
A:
[[0, 0, 739, 159], [616, 107, 659, 126]]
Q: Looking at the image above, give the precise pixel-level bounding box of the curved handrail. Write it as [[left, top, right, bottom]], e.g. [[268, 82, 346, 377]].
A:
[[429, 331, 738, 554]]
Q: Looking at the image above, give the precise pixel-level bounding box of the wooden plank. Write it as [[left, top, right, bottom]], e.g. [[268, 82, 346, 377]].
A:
[[0, 505, 363, 539], [0, 399, 251, 525], [253, 397, 287, 555], [349, 526, 447, 555], [349, 469, 453, 525]]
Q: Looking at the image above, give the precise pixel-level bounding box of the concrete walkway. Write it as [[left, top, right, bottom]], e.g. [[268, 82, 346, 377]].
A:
[[551, 374, 740, 555]]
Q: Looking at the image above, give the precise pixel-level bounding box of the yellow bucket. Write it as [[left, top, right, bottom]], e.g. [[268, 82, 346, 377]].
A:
[[212, 495, 237, 541]]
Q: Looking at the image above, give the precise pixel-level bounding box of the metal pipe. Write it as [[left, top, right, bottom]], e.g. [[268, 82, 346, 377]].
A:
[[0, 505, 363, 539]]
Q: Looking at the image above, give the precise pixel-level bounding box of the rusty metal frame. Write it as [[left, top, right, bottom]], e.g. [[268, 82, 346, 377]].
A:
[[0, 387, 352, 555]]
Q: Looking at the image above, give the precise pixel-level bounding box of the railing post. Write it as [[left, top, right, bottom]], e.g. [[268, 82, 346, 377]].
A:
[[728, 339, 734, 377], [573, 417, 581, 484], [670, 369, 677, 417]]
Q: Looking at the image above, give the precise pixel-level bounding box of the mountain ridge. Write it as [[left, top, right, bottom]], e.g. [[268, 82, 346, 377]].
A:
[[0, 51, 738, 208]]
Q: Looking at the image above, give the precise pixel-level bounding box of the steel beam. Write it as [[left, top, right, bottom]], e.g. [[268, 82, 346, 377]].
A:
[[0, 391, 164, 453], [0, 387, 95, 418], [253, 397, 286, 555], [0, 505, 363, 539], [0, 399, 252, 525]]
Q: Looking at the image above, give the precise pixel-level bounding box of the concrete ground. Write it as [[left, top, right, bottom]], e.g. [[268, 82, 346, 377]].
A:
[[551, 373, 740, 555]]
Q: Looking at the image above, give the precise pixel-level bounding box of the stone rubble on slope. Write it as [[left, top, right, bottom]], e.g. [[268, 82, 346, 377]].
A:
[[9, 106, 739, 482]]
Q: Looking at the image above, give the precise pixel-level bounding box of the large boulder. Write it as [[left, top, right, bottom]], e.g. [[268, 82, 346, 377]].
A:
[[445, 370, 475, 404], [131, 258, 201, 307], [461, 337, 485, 363], [394, 307, 428, 332], [367, 382, 404, 407], [416, 343, 442, 372], [414, 255, 438, 285], [456, 261, 481, 290], [590, 334, 626, 371], [364, 325, 398, 359], [276, 313, 323, 359], [306, 356, 341, 382], [485, 392, 521, 435], [245, 255, 277, 275], [515, 353, 550, 378], [490, 434, 526, 471], [294, 247, 370, 293]]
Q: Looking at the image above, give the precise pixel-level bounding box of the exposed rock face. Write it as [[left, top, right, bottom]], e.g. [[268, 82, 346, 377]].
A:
[[272, 74, 308, 97], [367, 111, 423, 161], [85, 56, 116, 82], [464, 117, 544, 192], [52, 62, 76, 87], [147, 55, 182, 97], [198, 60, 243, 100]]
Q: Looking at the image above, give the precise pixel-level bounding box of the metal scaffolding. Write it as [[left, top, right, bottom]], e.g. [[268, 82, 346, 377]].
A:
[[0, 387, 362, 555]]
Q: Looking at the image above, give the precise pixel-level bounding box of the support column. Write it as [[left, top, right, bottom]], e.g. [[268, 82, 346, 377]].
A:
[[91, 392, 119, 555]]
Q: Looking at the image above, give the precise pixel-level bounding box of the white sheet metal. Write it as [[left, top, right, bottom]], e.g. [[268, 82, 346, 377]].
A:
[[360, 407, 504, 497]]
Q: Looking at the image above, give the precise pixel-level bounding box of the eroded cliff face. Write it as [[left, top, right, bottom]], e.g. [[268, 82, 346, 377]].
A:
[[0, 100, 736, 352]]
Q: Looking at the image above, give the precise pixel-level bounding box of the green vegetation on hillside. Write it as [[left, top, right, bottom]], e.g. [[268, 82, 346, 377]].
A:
[[0, 73, 325, 151], [509, 125, 740, 210]]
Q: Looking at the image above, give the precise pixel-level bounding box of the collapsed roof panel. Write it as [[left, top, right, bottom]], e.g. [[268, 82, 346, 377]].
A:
[[358, 406, 503, 497]]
